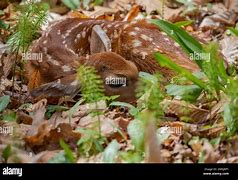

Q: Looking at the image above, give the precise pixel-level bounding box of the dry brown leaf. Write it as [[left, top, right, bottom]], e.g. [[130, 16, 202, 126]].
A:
[[221, 36, 238, 66], [33, 150, 61, 163], [225, 0, 238, 13], [0, 43, 12, 78], [24, 122, 81, 153], [0, 78, 12, 94], [123, 5, 141, 21], [135, 0, 161, 15], [26, 66, 42, 91], [78, 114, 117, 137], [202, 140, 220, 163], [68, 10, 90, 18], [107, 0, 134, 12], [27, 99, 47, 136], [162, 99, 210, 123]]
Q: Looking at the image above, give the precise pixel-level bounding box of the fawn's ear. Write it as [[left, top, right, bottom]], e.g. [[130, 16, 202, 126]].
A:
[[90, 25, 111, 54]]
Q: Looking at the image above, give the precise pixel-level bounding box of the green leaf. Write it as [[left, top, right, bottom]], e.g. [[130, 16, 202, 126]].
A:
[[174, 20, 193, 27], [103, 140, 120, 163], [228, 27, 238, 37], [0, 96, 10, 113], [154, 53, 207, 90], [119, 151, 143, 163], [94, 0, 104, 5], [2, 111, 16, 121], [48, 151, 68, 163], [46, 105, 68, 119], [0, 20, 8, 30], [59, 139, 75, 163], [223, 103, 236, 134], [166, 84, 202, 102], [150, 19, 204, 69], [139, 72, 158, 84], [2, 145, 11, 161], [62, 0, 80, 10], [68, 99, 84, 122], [127, 120, 144, 152]]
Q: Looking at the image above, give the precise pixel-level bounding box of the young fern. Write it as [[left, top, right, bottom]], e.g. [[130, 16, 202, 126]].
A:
[[77, 65, 106, 136], [7, 1, 48, 93], [77, 65, 105, 103], [7, 1, 48, 53]]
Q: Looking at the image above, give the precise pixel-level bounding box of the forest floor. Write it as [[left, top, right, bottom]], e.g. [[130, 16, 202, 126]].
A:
[[0, 0, 238, 163]]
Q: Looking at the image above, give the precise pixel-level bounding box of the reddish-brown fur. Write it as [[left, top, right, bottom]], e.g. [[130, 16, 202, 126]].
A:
[[26, 18, 199, 102]]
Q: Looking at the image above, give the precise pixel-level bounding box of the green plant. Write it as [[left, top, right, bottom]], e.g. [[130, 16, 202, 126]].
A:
[[2, 145, 12, 162], [109, 72, 164, 161], [103, 140, 120, 163], [7, 1, 48, 53], [7, 0, 48, 93], [59, 139, 76, 163], [77, 65, 106, 136], [152, 19, 238, 135], [77, 128, 106, 157], [0, 95, 10, 113]]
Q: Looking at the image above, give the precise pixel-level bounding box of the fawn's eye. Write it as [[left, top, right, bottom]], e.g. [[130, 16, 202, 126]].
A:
[[100, 65, 108, 72]]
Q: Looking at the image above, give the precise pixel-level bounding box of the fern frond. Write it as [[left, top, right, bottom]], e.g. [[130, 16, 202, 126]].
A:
[[77, 65, 105, 103], [7, 0, 48, 53]]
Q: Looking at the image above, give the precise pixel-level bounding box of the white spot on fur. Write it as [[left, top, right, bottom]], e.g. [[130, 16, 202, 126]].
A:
[[51, 59, 60, 66], [57, 30, 61, 35], [140, 34, 153, 42], [134, 27, 140, 31], [70, 80, 78, 86], [132, 39, 142, 47], [66, 48, 76, 55], [113, 30, 119, 39], [43, 40, 47, 45], [129, 31, 137, 36], [131, 21, 138, 25], [132, 49, 139, 54], [140, 51, 148, 59], [76, 33, 81, 39], [82, 31, 86, 38], [107, 24, 112, 28], [115, 24, 120, 28], [62, 65, 71, 72], [123, 24, 129, 30], [153, 48, 159, 52]]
